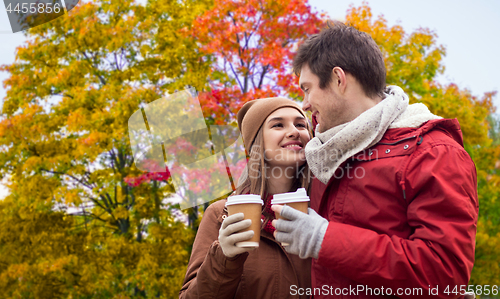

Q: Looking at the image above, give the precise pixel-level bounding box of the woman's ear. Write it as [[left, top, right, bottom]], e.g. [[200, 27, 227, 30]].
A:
[[332, 67, 347, 94]]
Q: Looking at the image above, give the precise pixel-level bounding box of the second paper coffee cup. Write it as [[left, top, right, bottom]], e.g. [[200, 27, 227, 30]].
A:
[[271, 188, 310, 246], [225, 194, 264, 248]]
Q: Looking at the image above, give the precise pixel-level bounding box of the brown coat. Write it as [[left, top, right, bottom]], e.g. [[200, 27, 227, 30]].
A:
[[179, 199, 311, 299]]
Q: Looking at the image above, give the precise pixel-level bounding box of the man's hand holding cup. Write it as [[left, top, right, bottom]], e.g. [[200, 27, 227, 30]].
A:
[[271, 203, 329, 259]]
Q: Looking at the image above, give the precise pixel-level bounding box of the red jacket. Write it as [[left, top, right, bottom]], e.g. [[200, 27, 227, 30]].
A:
[[310, 119, 478, 299]]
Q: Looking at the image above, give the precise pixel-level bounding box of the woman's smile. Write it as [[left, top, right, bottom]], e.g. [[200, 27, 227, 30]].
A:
[[282, 141, 304, 151]]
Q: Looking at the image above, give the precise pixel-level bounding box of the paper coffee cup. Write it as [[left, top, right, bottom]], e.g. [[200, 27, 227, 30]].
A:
[[225, 194, 264, 248], [271, 188, 310, 246]]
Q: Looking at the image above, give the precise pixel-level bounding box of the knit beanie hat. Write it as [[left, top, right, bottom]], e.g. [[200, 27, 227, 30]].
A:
[[237, 97, 306, 153]]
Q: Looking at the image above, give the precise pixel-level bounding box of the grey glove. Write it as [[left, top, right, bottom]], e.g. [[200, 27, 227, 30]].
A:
[[218, 213, 256, 258], [274, 206, 328, 259]]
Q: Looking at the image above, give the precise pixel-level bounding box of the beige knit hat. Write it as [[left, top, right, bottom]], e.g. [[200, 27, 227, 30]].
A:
[[237, 97, 306, 153]]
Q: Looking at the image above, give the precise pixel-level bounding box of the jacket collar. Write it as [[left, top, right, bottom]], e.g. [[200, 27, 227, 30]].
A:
[[381, 118, 464, 147]]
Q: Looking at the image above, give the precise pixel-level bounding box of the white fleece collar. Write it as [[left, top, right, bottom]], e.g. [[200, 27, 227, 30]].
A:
[[389, 103, 441, 129]]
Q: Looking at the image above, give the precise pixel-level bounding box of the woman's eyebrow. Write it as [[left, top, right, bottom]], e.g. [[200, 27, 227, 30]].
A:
[[267, 116, 305, 124], [267, 117, 284, 123]]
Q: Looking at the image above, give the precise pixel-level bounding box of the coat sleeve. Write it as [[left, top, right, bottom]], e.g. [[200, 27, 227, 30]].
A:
[[179, 201, 249, 299], [316, 143, 478, 298]]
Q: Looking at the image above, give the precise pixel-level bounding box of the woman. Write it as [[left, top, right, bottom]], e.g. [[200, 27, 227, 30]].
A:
[[179, 97, 313, 299]]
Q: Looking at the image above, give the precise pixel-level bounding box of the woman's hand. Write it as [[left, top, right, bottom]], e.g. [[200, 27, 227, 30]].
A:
[[218, 213, 256, 258]]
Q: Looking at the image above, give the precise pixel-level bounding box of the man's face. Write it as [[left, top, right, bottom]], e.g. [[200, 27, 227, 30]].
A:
[[299, 64, 350, 133]]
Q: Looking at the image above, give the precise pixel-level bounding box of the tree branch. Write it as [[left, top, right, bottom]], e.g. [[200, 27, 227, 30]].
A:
[[80, 50, 107, 86], [49, 92, 74, 99], [113, 52, 121, 71], [257, 65, 269, 89], [97, 194, 113, 212], [40, 169, 94, 190], [227, 59, 244, 92]]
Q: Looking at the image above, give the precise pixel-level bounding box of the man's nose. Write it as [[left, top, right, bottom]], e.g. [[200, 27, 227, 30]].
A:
[[302, 97, 311, 111]]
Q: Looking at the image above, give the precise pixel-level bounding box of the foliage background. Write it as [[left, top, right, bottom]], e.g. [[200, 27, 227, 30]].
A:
[[0, 0, 498, 298]]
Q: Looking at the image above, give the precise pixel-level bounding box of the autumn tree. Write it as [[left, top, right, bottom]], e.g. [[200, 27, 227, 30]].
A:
[[345, 4, 499, 286], [0, 0, 325, 296], [0, 0, 212, 297], [193, 0, 324, 125], [1, 0, 498, 297], [167, 0, 326, 228]]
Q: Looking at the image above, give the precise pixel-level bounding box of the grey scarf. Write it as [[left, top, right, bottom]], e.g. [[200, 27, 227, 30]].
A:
[[305, 85, 440, 184]]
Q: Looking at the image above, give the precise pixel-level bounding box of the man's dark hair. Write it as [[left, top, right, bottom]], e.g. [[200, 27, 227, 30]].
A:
[[293, 21, 386, 98]]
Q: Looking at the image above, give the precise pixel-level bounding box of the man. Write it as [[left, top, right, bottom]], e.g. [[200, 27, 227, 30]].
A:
[[272, 21, 478, 299]]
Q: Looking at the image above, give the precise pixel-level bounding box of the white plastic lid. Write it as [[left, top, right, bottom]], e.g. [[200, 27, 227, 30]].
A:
[[271, 188, 310, 204], [225, 194, 264, 206]]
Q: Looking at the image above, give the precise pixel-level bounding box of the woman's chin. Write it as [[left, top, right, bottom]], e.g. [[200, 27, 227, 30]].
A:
[[274, 158, 307, 169]]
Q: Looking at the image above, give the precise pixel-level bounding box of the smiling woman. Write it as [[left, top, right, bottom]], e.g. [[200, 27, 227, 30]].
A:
[[263, 108, 309, 171], [236, 98, 313, 197], [179, 97, 314, 299]]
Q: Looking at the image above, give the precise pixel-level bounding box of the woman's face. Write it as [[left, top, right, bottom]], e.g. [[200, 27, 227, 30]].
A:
[[262, 107, 311, 169]]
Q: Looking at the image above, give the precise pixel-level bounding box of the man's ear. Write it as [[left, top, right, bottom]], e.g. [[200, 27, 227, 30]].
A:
[[332, 67, 347, 94]]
